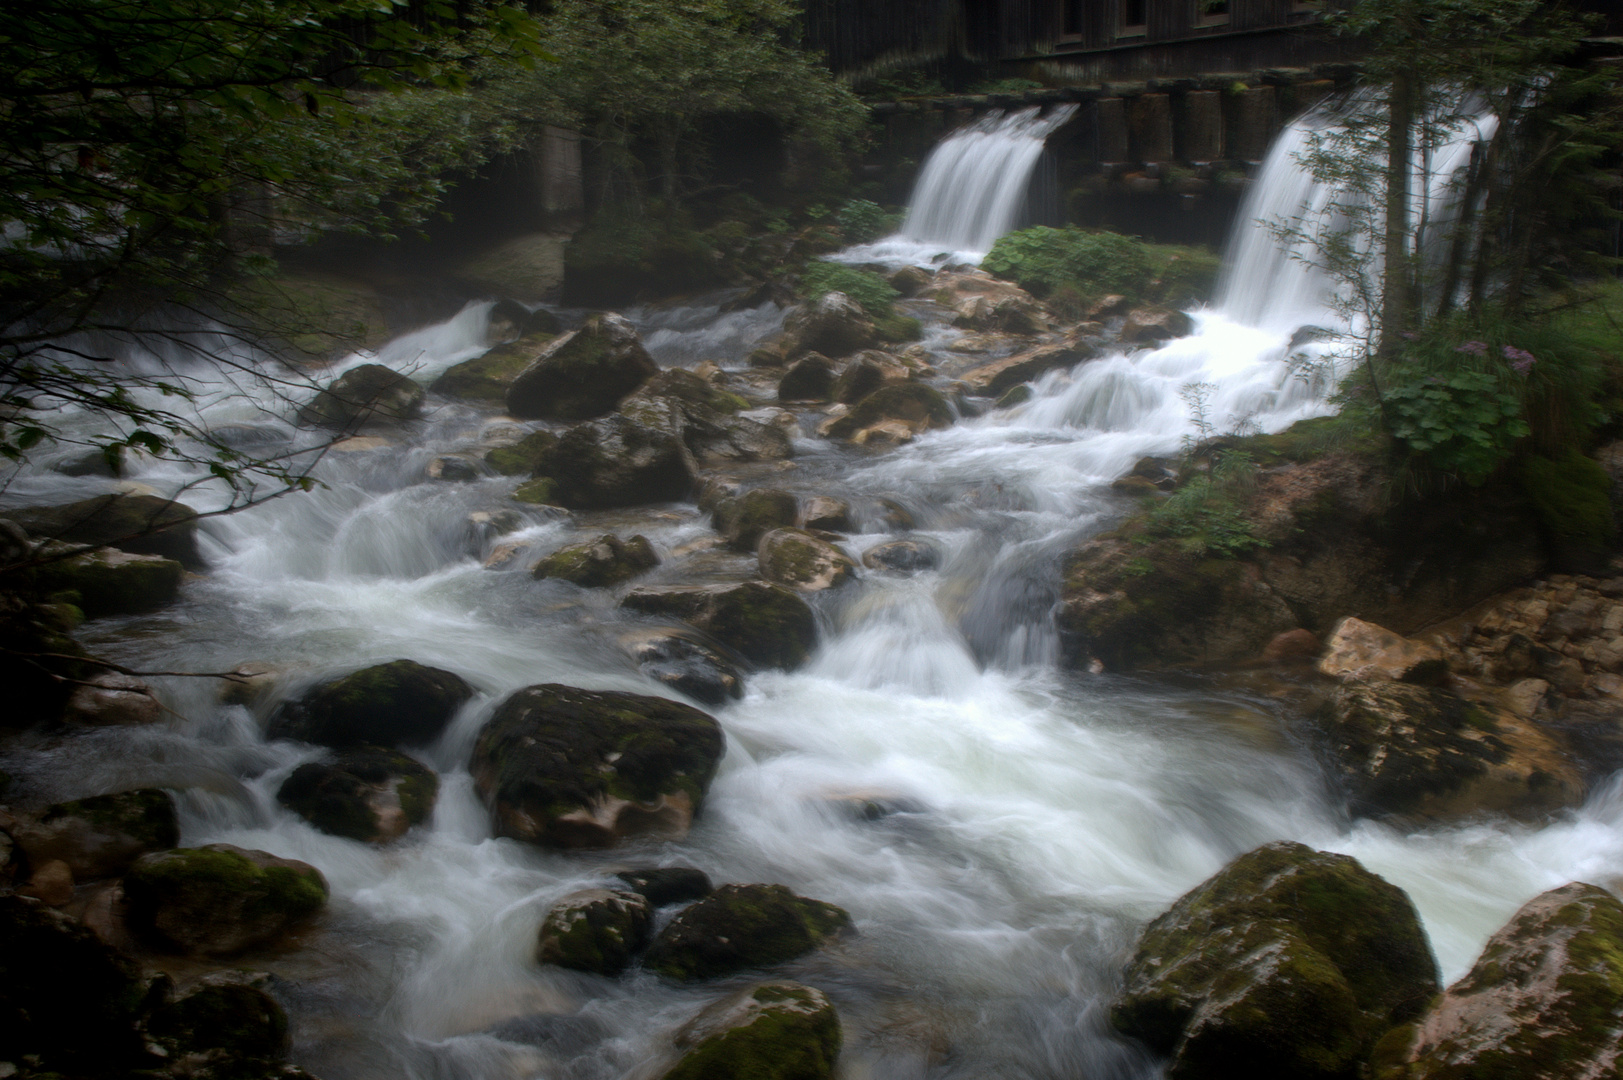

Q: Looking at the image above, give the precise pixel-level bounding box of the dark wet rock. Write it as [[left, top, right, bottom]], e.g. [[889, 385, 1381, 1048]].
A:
[[996, 385, 1033, 408], [758, 529, 857, 593], [888, 265, 934, 297], [533, 533, 659, 589], [1119, 307, 1194, 345], [0, 894, 151, 1073], [960, 341, 1095, 398], [747, 336, 792, 369], [485, 429, 559, 476], [536, 888, 654, 975], [432, 335, 553, 403], [124, 843, 329, 956], [714, 488, 800, 551], [427, 455, 481, 482], [783, 292, 877, 359], [298, 363, 425, 428], [1111, 840, 1439, 1080], [861, 537, 943, 573], [1370, 882, 1623, 1080], [10, 492, 201, 567], [822, 383, 953, 442], [506, 312, 659, 421], [513, 477, 561, 504], [800, 496, 851, 532], [1314, 681, 1583, 823], [470, 684, 725, 849], [276, 747, 439, 844], [624, 368, 750, 416], [148, 979, 291, 1067], [30, 544, 183, 617], [778, 353, 837, 404], [269, 659, 474, 748], [622, 371, 792, 465], [644, 883, 851, 982], [7, 788, 178, 879], [64, 671, 164, 726], [622, 583, 818, 670], [617, 866, 713, 906], [661, 981, 842, 1080], [526, 411, 696, 508], [697, 476, 745, 514], [621, 627, 745, 705]]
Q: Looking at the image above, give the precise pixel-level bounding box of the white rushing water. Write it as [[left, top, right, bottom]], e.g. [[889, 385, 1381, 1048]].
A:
[[4, 100, 1618, 1080]]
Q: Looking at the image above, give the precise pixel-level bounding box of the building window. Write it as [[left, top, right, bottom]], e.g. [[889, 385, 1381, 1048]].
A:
[[1197, 0, 1231, 26], [1119, 0, 1147, 37]]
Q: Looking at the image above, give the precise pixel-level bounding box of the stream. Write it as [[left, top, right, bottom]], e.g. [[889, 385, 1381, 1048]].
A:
[[4, 107, 1623, 1080]]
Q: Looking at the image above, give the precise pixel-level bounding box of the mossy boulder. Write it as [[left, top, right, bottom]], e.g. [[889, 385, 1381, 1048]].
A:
[[147, 980, 290, 1065], [526, 412, 696, 509], [269, 659, 473, 748], [861, 537, 943, 574], [1112, 840, 1439, 1080], [645, 883, 851, 982], [758, 529, 857, 593], [626, 367, 749, 416], [485, 429, 559, 476], [505, 312, 658, 421], [10, 788, 178, 879], [533, 533, 659, 589], [662, 981, 842, 1080], [783, 291, 877, 359], [617, 866, 713, 906], [431, 334, 554, 402], [470, 683, 725, 849], [831, 351, 909, 405], [959, 341, 1095, 397], [298, 363, 425, 429], [822, 383, 953, 441], [124, 843, 329, 956], [799, 496, 851, 532], [30, 544, 183, 617], [536, 888, 654, 975], [1371, 882, 1623, 1080], [0, 894, 151, 1073], [714, 488, 800, 551], [622, 371, 792, 466], [276, 747, 439, 844], [621, 582, 819, 670], [1316, 681, 1583, 823], [620, 626, 746, 706], [778, 354, 837, 404], [10, 492, 201, 567]]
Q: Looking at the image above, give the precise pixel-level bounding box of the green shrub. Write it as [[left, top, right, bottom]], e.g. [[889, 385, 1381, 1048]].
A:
[[981, 226, 1220, 307], [1144, 451, 1268, 557], [836, 199, 897, 244], [800, 261, 898, 316]]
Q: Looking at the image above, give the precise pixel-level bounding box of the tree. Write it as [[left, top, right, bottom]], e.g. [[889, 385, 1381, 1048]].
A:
[[0, 0, 543, 506]]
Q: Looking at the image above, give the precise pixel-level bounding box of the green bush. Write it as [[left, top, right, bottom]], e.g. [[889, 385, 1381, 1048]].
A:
[[981, 226, 1220, 307], [836, 199, 897, 244], [1144, 451, 1268, 558], [800, 260, 898, 316]]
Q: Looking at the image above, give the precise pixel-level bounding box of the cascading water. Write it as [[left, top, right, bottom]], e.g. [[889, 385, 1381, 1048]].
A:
[[5, 95, 1622, 1080]]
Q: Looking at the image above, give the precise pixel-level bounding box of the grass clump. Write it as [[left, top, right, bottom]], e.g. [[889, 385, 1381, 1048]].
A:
[[799, 261, 897, 315], [982, 226, 1220, 310]]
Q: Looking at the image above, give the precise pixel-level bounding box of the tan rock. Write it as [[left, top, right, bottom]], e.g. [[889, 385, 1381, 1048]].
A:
[[1500, 678, 1549, 719], [1260, 628, 1320, 662], [1318, 617, 1447, 684], [21, 859, 75, 906], [64, 673, 163, 726]]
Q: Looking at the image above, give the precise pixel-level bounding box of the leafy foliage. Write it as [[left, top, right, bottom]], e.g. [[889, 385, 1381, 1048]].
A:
[[799, 262, 898, 316], [1383, 367, 1529, 485], [1145, 451, 1269, 558], [982, 226, 1220, 308], [1518, 450, 1616, 550], [835, 200, 897, 244]]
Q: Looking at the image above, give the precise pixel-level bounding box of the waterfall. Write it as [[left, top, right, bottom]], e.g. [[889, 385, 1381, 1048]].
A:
[[898, 105, 1079, 255]]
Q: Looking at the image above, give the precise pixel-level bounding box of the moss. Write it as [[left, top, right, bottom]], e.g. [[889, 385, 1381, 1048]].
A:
[[644, 884, 851, 981], [759, 529, 854, 590], [875, 313, 922, 343], [124, 847, 327, 943], [533, 533, 659, 588], [31, 549, 183, 618], [536, 890, 652, 975], [277, 748, 438, 842], [43, 788, 179, 850], [431, 341, 551, 403], [664, 983, 841, 1080], [485, 430, 558, 476], [1518, 449, 1615, 550], [270, 660, 472, 749], [513, 477, 560, 504], [996, 384, 1033, 408], [716, 489, 799, 551], [823, 383, 952, 440]]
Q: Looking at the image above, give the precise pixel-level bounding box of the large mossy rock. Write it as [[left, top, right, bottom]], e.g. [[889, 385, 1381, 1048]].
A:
[[0, 894, 151, 1073], [621, 582, 818, 670], [470, 684, 725, 849], [621, 370, 793, 466], [714, 488, 799, 552], [10, 492, 201, 567], [9, 787, 178, 879], [536, 888, 654, 975], [270, 659, 473, 748], [298, 363, 425, 428], [527, 412, 696, 508], [1112, 840, 1439, 1080], [758, 529, 857, 593], [485, 429, 559, 477], [123, 843, 329, 956], [533, 533, 659, 588], [147, 980, 291, 1068], [662, 981, 842, 1080], [276, 747, 439, 844], [505, 312, 658, 421], [1315, 681, 1583, 822], [1371, 882, 1623, 1080], [645, 883, 851, 982], [783, 292, 877, 359], [431, 333, 554, 402], [30, 544, 184, 616], [822, 383, 953, 441], [778, 354, 837, 404]]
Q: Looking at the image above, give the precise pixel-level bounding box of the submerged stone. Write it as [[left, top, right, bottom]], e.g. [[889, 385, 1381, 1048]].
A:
[[621, 582, 818, 670], [661, 981, 842, 1080], [276, 747, 439, 844], [527, 411, 696, 508], [505, 312, 658, 421], [532, 533, 659, 589], [470, 683, 724, 849], [617, 866, 714, 906], [644, 883, 851, 982], [536, 888, 654, 975], [621, 627, 745, 705]]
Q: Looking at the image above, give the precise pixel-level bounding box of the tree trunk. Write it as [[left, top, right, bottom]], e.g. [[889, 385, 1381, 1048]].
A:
[[1382, 71, 1414, 350]]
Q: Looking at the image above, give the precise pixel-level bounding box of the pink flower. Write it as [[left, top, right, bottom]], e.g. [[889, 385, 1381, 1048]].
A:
[[1455, 340, 1488, 355], [1504, 345, 1536, 375]]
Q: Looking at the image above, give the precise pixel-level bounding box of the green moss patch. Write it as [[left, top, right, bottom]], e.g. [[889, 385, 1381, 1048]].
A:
[[645, 883, 850, 981]]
